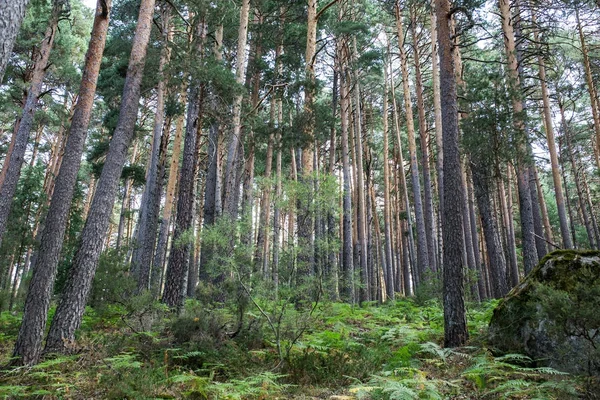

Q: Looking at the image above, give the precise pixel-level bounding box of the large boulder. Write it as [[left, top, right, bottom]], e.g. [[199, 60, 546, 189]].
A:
[[488, 249, 600, 375]]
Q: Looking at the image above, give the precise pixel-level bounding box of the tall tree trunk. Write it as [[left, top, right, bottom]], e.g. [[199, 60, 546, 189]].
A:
[[162, 20, 206, 308], [560, 99, 596, 249], [44, 0, 157, 353], [389, 58, 416, 290], [351, 38, 369, 302], [410, 5, 437, 274], [430, 4, 444, 269], [223, 0, 251, 220], [11, 0, 111, 366], [0, 0, 29, 82], [382, 57, 395, 300], [0, 0, 63, 249], [154, 111, 184, 287], [435, 0, 468, 347], [532, 12, 571, 248], [395, 4, 430, 282], [133, 5, 172, 291], [296, 0, 318, 280], [499, 0, 537, 274], [534, 166, 554, 247], [575, 7, 600, 164], [466, 168, 486, 300], [339, 42, 354, 303], [470, 159, 508, 298], [198, 24, 223, 282], [498, 170, 519, 287]]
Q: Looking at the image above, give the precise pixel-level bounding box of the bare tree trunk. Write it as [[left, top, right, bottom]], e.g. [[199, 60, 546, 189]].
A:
[[534, 166, 554, 247], [44, 0, 157, 353], [339, 42, 354, 303], [532, 12, 571, 248], [351, 38, 368, 302], [560, 99, 596, 249], [198, 24, 223, 282], [430, 5, 444, 269], [162, 20, 207, 308], [0, 0, 63, 249], [466, 168, 486, 300], [410, 5, 437, 274], [223, 0, 251, 220], [0, 0, 29, 82], [390, 60, 416, 290], [498, 170, 519, 287], [382, 57, 394, 300], [11, 0, 111, 366], [133, 5, 172, 291], [575, 7, 600, 164], [395, 4, 430, 282], [499, 0, 537, 274], [470, 159, 508, 298], [154, 110, 184, 288], [435, 0, 468, 347]]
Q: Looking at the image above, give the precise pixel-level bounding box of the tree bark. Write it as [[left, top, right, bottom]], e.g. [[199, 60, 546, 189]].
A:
[[395, 4, 430, 282], [498, 0, 538, 275], [223, 0, 251, 220], [0, 0, 63, 250], [339, 41, 354, 303], [435, 0, 468, 347], [0, 0, 30, 82], [44, 0, 157, 353], [532, 13, 571, 248], [470, 159, 508, 298], [11, 0, 111, 366], [410, 5, 437, 275], [133, 5, 172, 291], [153, 111, 184, 287], [162, 20, 206, 309]]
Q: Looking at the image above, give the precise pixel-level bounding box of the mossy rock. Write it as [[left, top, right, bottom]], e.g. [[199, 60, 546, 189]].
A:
[[488, 249, 600, 375]]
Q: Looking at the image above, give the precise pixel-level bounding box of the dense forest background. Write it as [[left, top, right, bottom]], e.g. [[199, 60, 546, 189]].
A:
[[0, 0, 599, 397]]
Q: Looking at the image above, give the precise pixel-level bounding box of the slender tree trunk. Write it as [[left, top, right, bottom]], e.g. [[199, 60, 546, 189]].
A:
[[0, 0, 30, 82], [560, 99, 596, 249], [534, 166, 554, 247], [0, 0, 63, 249], [498, 170, 519, 287], [154, 111, 184, 287], [430, 5, 444, 269], [466, 168, 486, 299], [44, 0, 157, 353], [351, 38, 368, 302], [410, 5, 437, 274], [470, 159, 508, 298], [133, 5, 172, 291], [575, 8, 600, 163], [389, 57, 416, 290], [532, 15, 571, 248], [382, 58, 394, 300], [339, 43, 354, 303], [435, 0, 468, 347], [162, 20, 206, 308], [395, 4, 429, 281], [223, 0, 251, 220], [198, 24, 223, 281], [499, 0, 537, 274], [11, 0, 111, 366]]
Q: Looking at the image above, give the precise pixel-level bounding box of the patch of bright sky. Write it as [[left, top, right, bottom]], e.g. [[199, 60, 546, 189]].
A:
[[82, 0, 96, 9]]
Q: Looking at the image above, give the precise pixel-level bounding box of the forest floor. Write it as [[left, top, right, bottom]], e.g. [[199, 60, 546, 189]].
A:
[[0, 296, 596, 399]]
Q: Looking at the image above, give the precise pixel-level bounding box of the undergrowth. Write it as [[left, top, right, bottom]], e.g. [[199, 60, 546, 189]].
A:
[[0, 297, 588, 399]]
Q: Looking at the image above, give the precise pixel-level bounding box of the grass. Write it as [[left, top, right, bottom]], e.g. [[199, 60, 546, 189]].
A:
[[0, 298, 590, 399]]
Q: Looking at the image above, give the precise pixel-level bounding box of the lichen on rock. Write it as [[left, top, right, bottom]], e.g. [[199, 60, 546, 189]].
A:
[[488, 249, 600, 375]]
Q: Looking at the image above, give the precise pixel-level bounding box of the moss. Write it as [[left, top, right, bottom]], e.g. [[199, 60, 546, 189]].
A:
[[488, 250, 600, 375]]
